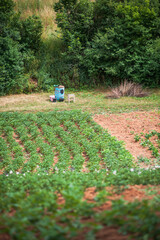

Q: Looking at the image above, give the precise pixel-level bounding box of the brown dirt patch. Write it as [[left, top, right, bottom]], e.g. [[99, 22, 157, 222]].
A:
[[73, 225, 130, 240], [84, 185, 159, 209], [57, 185, 160, 209], [57, 185, 160, 240], [93, 110, 160, 166]]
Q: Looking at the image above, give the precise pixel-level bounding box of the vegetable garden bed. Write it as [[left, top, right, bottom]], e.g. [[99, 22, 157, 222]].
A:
[[0, 110, 160, 239]]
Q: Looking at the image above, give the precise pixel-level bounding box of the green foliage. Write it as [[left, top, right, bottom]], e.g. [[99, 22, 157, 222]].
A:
[[135, 130, 160, 158], [53, 0, 160, 87], [1, 0, 160, 93], [0, 0, 42, 96], [54, 0, 96, 87], [0, 0, 14, 23], [97, 198, 160, 239], [54, 0, 94, 46], [0, 0, 25, 95], [19, 15, 43, 52], [0, 37, 26, 95]]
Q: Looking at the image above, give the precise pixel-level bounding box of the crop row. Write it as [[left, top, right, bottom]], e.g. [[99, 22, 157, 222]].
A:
[[0, 111, 134, 173], [0, 111, 160, 240]]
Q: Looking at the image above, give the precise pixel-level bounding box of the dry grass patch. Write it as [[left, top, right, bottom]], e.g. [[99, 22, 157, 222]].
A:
[[14, 0, 57, 38], [107, 80, 149, 99]]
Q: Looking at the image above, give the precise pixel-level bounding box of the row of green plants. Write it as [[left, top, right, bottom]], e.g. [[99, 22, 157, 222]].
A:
[[0, 110, 160, 239], [134, 130, 160, 158], [0, 110, 160, 178]]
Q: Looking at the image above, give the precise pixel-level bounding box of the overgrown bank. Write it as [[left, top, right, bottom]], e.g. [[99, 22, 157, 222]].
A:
[[1, 0, 160, 96]]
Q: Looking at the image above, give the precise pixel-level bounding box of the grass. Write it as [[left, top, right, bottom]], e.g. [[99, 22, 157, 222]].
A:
[[13, 0, 57, 38], [0, 88, 160, 114]]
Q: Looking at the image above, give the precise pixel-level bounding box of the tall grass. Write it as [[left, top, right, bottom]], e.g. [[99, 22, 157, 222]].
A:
[[14, 0, 57, 38], [13, 0, 73, 90]]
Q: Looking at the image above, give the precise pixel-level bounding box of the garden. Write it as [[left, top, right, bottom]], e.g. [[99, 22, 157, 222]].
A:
[[0, 107, 160, 239], [0, 0, 160, 238]]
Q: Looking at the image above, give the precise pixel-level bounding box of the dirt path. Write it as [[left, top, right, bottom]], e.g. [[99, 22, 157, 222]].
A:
[[93, 111, 160, 164]]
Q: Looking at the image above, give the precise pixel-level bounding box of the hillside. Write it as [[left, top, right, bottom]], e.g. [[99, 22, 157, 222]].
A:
[[14, 0, 57, 38]]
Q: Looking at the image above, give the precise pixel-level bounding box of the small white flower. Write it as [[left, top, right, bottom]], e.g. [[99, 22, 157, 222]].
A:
[[113, 170, 117, 175], [46, 173, 48, 175], [63, 170, 65, 173], [106, 168, 109, 171], [38, 174, 40, 175], [16, 172, 19, 175], [130, 168, 134, 172], [9, 170, 13, 174], [23, 173, 25, 176], [138, 171, 141, 175], [37, 165, 39, 168], [155, 165, 160, 169], [6, 174, 9, 177], [27, 170, 29, 172], [55, 167, 58, 171], [152, 167, 156, 170]]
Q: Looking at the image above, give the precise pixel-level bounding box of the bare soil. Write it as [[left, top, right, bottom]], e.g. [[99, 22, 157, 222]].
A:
[[93, 110, 160, 166]]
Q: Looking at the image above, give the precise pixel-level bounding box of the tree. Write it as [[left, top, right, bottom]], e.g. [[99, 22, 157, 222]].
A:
[[0, 0, 42, 95], [54, 0, 160, 87], [0, 0, 25, 95]]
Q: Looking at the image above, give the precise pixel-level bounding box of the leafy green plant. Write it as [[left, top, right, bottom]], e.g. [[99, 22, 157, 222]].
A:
[[134, 134, 141, 142], [96, 198, 160, 239], [137, 130, 160, 158]]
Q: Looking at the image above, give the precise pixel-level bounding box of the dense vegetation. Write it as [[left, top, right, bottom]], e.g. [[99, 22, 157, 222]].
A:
[[54, 0, 160, 88], [0, 0, 43, 96], [0, 110, 160, 239], [1, 0, 160, 94]]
